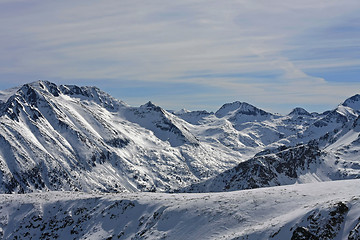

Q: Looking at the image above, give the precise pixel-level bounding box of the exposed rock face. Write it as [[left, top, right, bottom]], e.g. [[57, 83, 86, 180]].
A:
[[180, 143, 322, 192], [289, 107, 312, 116], [0, 81, 223, 193], [291, 202, 349, 240], [0, 81, 360, 195]]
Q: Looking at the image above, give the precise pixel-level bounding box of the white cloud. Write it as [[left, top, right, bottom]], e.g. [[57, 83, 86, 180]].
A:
[[1, 0, 360, 113]]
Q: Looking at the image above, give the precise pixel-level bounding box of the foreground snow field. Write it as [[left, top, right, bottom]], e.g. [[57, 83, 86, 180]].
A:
[[0, 179, 359, 240]]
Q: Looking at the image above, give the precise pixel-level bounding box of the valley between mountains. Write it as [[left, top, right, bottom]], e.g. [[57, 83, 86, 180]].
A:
[[0, 80, 359, 239]]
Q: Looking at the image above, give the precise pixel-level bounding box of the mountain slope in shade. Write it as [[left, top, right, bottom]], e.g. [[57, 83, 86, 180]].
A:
[[0, 179, 359, 240], [179, 143, 323, 193], [180, 110, 360, 193], [342, 94, 360, 111]]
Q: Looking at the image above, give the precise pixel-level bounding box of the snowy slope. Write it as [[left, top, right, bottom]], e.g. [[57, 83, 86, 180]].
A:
[[177, 102, 324, 151], [0, 179, 359, 240], [172, 109, 212, 125], [180, 143, 324, 192], [342, 94, 360, 111], [176, 94, 360, 193], [181, 112, 360, 193], [0, 80, 359, 195], [0, 81, 247, 193], [1, 81, 360, 239]]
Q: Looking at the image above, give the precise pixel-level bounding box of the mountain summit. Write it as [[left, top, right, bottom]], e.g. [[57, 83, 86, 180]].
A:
[[0, 81, 359, 195], [342, 94, 360, 111], [215, 101, 271, 118], [289, 107, 311, 116], [1, 81, 360, 239], [0, 81, 242, 193]]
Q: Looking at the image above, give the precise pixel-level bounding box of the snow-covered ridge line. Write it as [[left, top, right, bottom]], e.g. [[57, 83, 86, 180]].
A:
[[0, 179, 359, 239], [0, 80, 359, 194]]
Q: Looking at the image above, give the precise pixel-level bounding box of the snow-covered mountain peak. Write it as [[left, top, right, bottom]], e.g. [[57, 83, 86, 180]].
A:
[[0, 83, 50, 121], [140, 101, 161, 110], [1, 80, 128, 110], [60, 84, 128, 109], [15, 83, 43, 103], [1, 81, 360, 239], [289, 107, 311, 116], [215, 101, 270, 118], [40, 81, 128, 111], [342, 94, 360, 111], [137, 101, 171, 116], [130, 101, 200, 147], [0, 81, 58, 105], [28, 80, 59, 93], [1, 80, 360, 197], [173, 108, 190, 115], [4, 80, 62, 100], [310, 103, 359, 129], [335, 105, 357, 118]]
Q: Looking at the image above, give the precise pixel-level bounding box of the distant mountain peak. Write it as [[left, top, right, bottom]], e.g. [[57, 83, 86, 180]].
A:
[[140, 101, 163, 112], [342, 94, 360, 111], [215, 101, 270, 118], [11, 80, 103, 100], [173, 108, 191, 115], [1, 80, 360, 196], [142, 101, 156, 107], [289, 107, 311, 116]]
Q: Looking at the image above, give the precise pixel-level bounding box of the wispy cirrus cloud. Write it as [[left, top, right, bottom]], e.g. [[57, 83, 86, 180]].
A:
[[0, 0, 360, 113]]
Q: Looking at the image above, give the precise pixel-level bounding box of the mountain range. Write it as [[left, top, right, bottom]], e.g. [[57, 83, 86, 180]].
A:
[[0, 80, 359, 239], [0, 80, 359, 194]]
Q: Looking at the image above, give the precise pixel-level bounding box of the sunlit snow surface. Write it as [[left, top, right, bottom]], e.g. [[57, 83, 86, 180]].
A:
[[0, 81, 360, 193], [0, 81, 360, 239], [0, 180, 359, 239]]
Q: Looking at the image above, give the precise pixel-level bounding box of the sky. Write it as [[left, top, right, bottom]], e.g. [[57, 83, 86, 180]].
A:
[[0, 0, 360, 114]]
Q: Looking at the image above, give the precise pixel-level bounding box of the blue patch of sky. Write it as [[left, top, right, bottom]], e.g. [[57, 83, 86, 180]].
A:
[[0, 74, 226, 109], [177, 71, 283, 81], [90, 79, 213, 98], [304, 67, 360, 83], [0, 1, 39, 18], [103, 81, 217, 98], [0, 73, 219, 98], [264, 102, 335, 115], [38, 39, 117, 52], [325, 18, 360, 39], [0, 73, 51, 90], [285, 46, 360, 61], [144, 5, 196, 23], [100, 80, 230, 110], [282, 16, 360, 83]]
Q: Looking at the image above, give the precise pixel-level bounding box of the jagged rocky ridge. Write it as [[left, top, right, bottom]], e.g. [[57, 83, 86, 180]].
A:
[[0, 81, 231, 193], [179, 143, 322, 192], [0, 80, 359, 194], [180, 112, 360, 192]]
